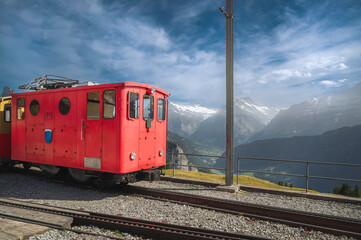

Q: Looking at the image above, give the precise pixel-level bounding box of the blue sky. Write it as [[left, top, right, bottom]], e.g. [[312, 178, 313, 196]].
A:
[[1, 0, 360, 107]]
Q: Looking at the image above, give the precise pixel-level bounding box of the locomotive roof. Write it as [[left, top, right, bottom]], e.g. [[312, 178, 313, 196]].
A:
[[11, 82, 170, 97]]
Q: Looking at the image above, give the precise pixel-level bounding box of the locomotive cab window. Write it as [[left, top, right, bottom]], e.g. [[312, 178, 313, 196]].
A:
[[158, 99, 166, 121], [103, 90, 116, 119], [87, 92, 100, 120], [30, 99, 40, 116], [4, 104, 11, 123], [17, 98, 25, 120], [143, 94, 154, 120], [59, 97, 71, 115], [128, 92, 138, 119]]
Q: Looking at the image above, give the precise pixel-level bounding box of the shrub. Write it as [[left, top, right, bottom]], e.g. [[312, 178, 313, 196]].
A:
[[333, 183, 360, 198]]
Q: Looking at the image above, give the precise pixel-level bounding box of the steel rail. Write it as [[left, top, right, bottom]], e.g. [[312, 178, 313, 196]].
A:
[[0, 212, 123, 240], [3, 167, 361, 238], [121, 185, 361, 239], [0, 200, 267, 240]]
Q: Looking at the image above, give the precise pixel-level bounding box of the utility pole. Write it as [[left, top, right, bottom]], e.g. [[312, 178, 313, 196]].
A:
[[223, 0, 234, 186]]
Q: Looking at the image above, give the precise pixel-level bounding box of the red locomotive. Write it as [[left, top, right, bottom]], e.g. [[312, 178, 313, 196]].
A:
[[1, 75, 169, 183]]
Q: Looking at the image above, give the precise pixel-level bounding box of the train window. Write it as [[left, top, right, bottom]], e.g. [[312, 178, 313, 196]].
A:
[[128, 92, 138, 119], [30, 99, 40, 116], [103, 90, 116, 119], [59, 97, 71, 115], [158, 99, 166, 121], [143, 94, 154, 120], [17, 98, 25, 120], [87, 92, 100, 120], [4, 104, 11, 123]]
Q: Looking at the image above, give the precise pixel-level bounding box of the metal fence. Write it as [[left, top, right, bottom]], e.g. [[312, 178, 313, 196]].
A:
[[236, 156, 361, 193], [166, 153, 361, 192], [167, 152, 225, 177]]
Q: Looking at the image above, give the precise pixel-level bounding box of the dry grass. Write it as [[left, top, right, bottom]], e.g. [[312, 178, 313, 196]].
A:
[[162, 169, 318, 193]]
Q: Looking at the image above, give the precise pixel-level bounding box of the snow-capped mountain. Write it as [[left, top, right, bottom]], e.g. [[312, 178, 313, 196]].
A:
[[190, 97, 281, 150], [168, 101, 218, 137], [249, 81, 361, 142], [235, 97, 282, 124]]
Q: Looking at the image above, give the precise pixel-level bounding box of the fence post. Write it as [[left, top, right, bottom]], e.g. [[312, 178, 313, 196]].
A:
[[172, 152, 175, 177], [237, 157, 239, 185], [306, 162, 309, 193]]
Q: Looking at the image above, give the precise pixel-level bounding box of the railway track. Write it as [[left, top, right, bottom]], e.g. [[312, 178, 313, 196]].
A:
[[0, 199, 268, 240], [2, 166, 361, 239], [120, 185, 361, 239]]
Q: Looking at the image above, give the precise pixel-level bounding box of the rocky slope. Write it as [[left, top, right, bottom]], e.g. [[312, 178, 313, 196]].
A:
[[191, 98, 281, 150]]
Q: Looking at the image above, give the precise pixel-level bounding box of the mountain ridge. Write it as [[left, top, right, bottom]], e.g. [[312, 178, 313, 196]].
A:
[[214, 124, 361, 192], [190, 97, 281, 150], [168, 101, 218, 137], [248, 81, 361, 142]]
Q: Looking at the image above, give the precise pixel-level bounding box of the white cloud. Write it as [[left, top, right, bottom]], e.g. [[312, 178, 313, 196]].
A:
[[171, 1, 213, 25], [113, 18, 171, 51], [329, 63, 348, 71], [233, 3, 361, 106], [263, 69, 303, 82], [319, 79, 347, 87], [1, 0, 361, 108]]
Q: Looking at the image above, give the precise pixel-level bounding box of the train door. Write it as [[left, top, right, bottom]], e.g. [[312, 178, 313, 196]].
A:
[[12, 97, 26, 161], [25, 94, 45, 163], [101, 88, 118, 171], [139, 93, 156, 169], [121, 90, 140, 173], [155, 96, 167, 166], [53, 92, 77, 166], [82, 90, 102, 169], [0, 98, 11, 159]]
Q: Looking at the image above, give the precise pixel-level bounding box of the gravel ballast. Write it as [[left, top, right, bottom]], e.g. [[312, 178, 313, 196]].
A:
[[132, 180, 361, 220], [29, 225, 149, 240], [0, 170, 359, 240]]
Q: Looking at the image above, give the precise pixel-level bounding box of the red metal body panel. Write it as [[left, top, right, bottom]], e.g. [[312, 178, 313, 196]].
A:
[[10, 82, 169, 175], [53, 91, 77, 167], [0, 134, 11, 158], [25, 94, 45, 163], [11, 97, 25, 161], [118, 86, 168, 173], [0, 97, 11, 159]]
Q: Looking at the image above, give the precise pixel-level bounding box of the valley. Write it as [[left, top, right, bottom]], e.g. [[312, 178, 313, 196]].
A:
[[167, 81, 361, 193]]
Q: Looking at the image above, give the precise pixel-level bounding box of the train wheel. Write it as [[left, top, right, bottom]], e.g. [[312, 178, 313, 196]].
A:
[[39, 164, 60, 178], [0, 163, 7, 172], [22, 162, 31, 170], [68, 168, 91, 183]]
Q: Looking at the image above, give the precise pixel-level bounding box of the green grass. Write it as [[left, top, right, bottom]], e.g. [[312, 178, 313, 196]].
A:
[[162, 169, 318, 193]]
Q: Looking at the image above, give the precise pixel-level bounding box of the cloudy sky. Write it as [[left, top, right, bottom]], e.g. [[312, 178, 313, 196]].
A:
[[1, 0, 360, 107]]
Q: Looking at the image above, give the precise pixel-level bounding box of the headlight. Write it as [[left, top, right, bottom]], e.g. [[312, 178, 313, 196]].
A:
[[130, 152, 136, 160], [159, 150, 164, 156]]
